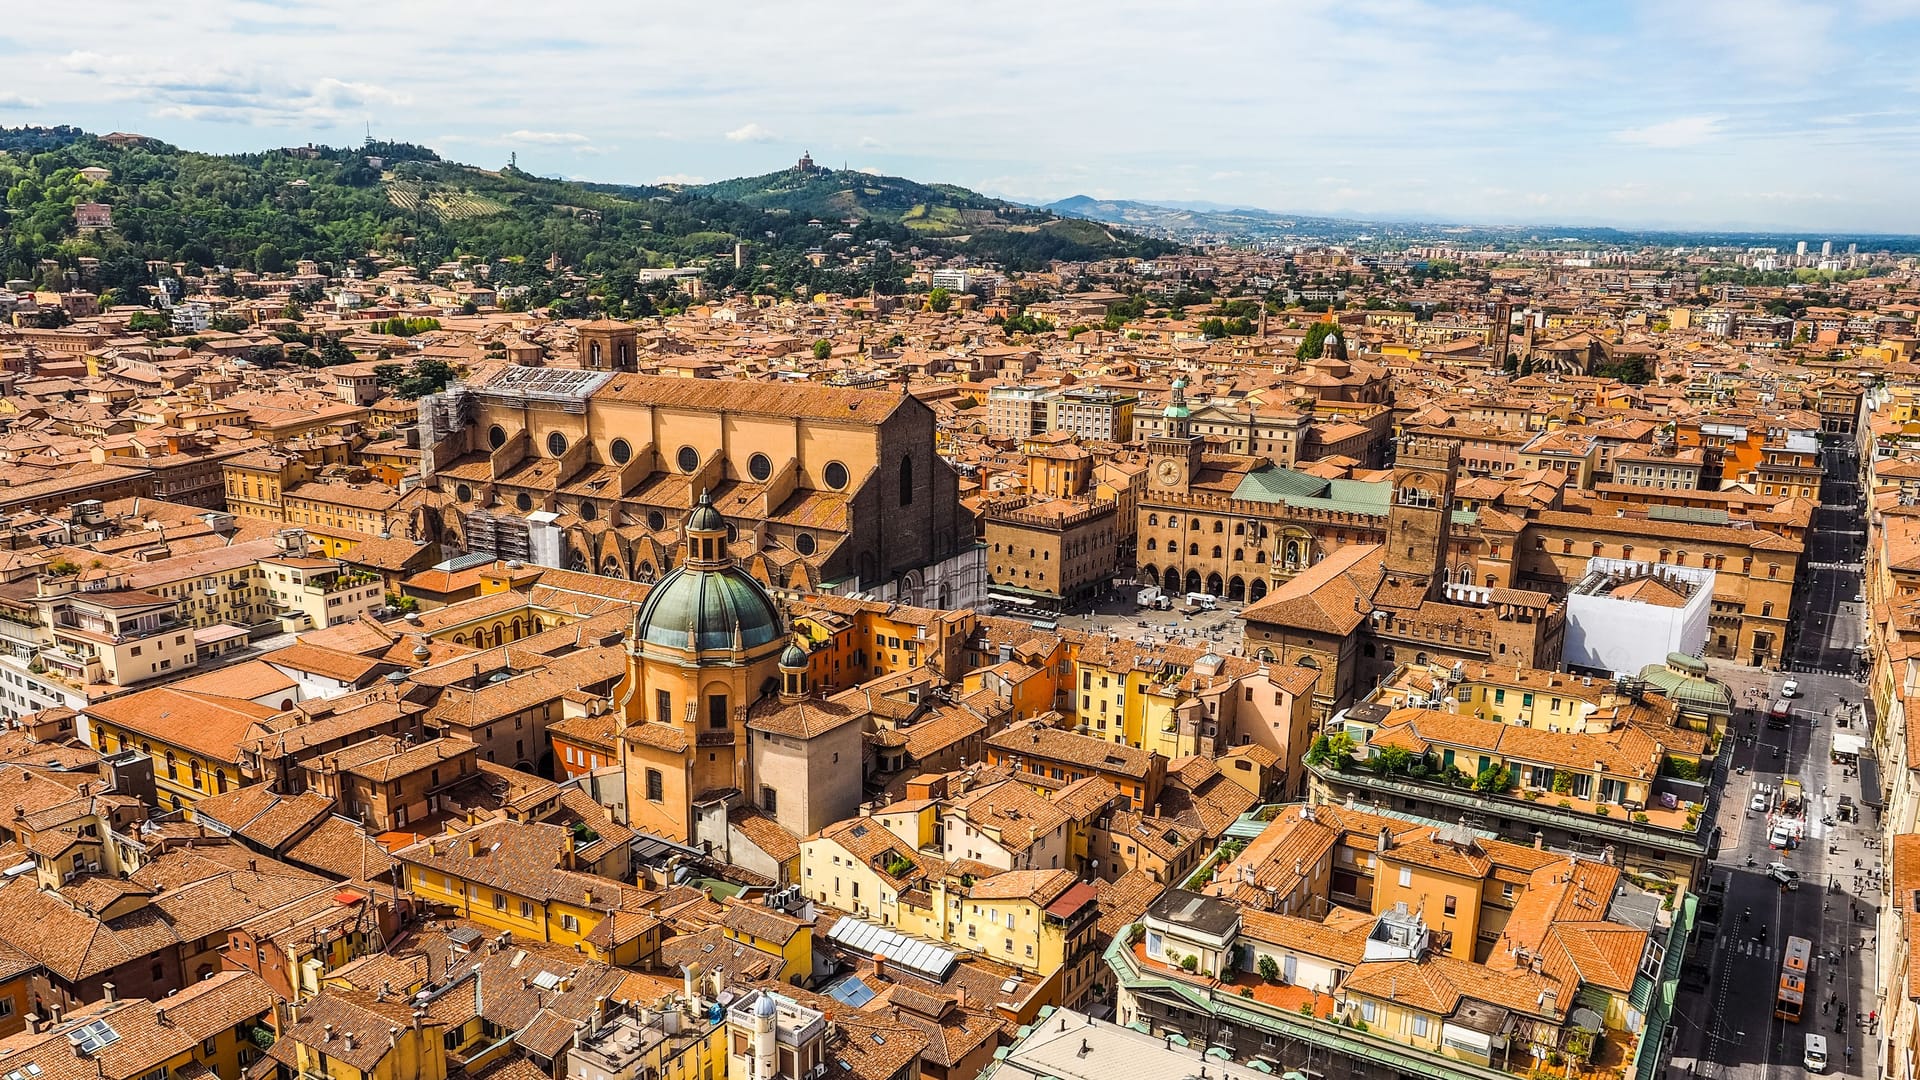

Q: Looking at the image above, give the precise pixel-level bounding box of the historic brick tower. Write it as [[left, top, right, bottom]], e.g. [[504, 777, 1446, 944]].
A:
[[577, 319, 637, 372], [1147, 377, 1205, 493], [1384, 435, 1459, 590]]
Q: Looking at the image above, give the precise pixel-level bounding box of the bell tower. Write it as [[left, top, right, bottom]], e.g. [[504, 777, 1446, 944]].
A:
[[1384, 435, 1458, 590], [577, 319, 637, 372], [1148, 377, 1204, 492]]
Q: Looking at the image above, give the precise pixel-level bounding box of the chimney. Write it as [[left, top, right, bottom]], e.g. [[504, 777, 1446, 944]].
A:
[[412, 1008, 426, 1032], [1377, 826, 1392, 852], [389, 1027, 400, 1049], [873, 954, 888, 981], [343, 1033, 356, 1052], [323, 1023, 335, 1042], [155, 1007, 169, 1027], [101, 982, 115, 1003]]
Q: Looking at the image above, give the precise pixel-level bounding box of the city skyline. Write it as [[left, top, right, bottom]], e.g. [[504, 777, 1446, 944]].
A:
[[5, 0, 1920, 232]]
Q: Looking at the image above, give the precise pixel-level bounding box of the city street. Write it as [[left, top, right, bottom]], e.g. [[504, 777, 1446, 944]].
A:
[[1676, 437, 1880, 1080]]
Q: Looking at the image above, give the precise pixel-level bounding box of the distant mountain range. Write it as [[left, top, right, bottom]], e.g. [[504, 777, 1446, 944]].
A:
[[1040, 193, 1920, 250], [1040, 195, 1371, 243]]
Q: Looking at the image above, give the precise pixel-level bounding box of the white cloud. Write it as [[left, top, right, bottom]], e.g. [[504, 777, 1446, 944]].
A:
[[654, 173, 707, 185], [62, 50, 404, 126], [502, 129, 591, 145], [6, 1, 1918, 229], [1613, 115, 1725, 148]]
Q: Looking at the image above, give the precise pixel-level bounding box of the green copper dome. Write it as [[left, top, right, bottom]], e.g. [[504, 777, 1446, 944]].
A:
[[634, 564, 783, 652], [779, 641, 809, 668]]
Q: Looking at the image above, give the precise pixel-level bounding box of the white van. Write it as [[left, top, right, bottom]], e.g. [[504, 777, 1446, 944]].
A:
[[1805, 1032, 1827, 1072], [1185, 592, 1218, 611]]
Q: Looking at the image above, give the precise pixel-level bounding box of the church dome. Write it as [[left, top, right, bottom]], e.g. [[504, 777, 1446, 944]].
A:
[[633, 564, 783, 652], [632, 495, 782, 653], [779, 641, 809, 669]]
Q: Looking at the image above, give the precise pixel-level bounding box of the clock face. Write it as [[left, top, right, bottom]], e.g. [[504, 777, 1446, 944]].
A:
[[1155, 459, 1183, 487]]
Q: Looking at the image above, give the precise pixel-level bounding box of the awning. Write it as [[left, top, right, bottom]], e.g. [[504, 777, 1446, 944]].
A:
[[1832, 732, 1868, 757]]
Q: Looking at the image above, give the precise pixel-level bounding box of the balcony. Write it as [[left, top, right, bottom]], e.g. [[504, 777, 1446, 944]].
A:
[[695, 729, 735, 748], [1106, 932, 1605, 1080], [1305, 760, 1709, 862]]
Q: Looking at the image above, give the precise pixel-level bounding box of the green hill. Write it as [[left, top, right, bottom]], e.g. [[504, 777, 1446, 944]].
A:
[[0, 127, 1170, 312], [685, 166, 1012, 233]]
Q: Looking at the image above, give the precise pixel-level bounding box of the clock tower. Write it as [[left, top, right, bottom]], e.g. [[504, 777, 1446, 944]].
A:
[[1148, 378, 1204, 492]]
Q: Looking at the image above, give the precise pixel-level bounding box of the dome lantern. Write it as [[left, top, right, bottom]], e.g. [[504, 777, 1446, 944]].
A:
[[685, 490, 729, 569], [779, 639, 809, 701]]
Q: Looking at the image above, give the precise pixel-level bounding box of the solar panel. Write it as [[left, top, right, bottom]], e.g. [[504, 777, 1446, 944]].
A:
[[826, 976, 876, 1008], [66, 1019, 119, 1055], [826, 916, 957, 981]]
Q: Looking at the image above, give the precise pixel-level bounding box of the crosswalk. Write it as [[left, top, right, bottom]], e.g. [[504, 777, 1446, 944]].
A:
[[1727, 939, 1777, 961]]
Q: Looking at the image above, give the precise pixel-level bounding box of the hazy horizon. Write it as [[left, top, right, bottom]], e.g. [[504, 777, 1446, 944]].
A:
[[6, 0, 1920, 233]]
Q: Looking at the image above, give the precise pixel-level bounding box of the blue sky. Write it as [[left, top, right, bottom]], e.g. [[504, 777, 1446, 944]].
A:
[[4, 0, 1920, 232]]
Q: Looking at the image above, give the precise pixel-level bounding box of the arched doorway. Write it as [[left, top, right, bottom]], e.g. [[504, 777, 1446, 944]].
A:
[[1184, 569, 1201, 594], [1204, 573, 1223, 597], [1227, 576, 1245, 602], [1164, 567, 1181, 593], [1249, 579, 1268, 602]]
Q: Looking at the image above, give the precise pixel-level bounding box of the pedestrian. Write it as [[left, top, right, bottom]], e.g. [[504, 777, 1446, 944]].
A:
[[1858, 858, 1863, 868]]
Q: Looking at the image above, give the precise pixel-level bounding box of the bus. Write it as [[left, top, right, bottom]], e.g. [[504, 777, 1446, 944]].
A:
[[1776, 935, 1812, 1022]]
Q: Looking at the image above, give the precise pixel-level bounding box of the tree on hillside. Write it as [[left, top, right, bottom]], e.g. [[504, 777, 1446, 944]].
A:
[[927, 287, 952, 313]]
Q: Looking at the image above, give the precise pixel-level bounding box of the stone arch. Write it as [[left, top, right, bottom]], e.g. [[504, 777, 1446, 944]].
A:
[[1204, 572, 1223, 596], [1227, 576, 1246, 602], [1248, 579, 1268, 601], [1163, 567, 1181, 593], [1456, 564, 1472, 585], [1184, 569, 1201, 593]]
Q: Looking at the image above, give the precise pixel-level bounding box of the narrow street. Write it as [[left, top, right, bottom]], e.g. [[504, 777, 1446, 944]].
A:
[[1677, 437, 1881, 1080]]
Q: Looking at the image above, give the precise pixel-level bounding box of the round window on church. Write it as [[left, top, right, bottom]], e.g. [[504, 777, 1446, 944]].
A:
[[488, 425, 507, 450], [610, 438, 632, 465], [578, 501, 598, 521], [796, 533, 816, 556], [516, 493, 533, 512], [823, 461, 849, 490], [748, 452, 772, 482], [455, 484, 472, 503], [677, 446, 699, 473], [647, 510, 665, 531], [546, 431, 568, 456]]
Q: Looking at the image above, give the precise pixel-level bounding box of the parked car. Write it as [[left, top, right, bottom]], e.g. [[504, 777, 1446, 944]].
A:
[[1749, 790, 1770, 813], [1781, 679, 1800, 698]]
